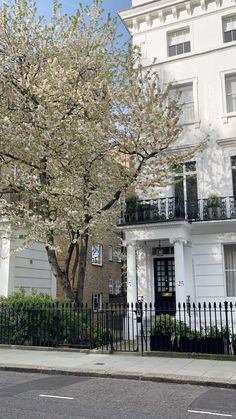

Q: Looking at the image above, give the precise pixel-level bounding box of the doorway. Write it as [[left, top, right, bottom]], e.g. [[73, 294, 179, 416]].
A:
[[154, 257, 176, 313]]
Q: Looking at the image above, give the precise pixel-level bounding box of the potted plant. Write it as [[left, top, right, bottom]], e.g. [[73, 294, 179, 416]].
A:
[[206, 193, 222, 219], [125, 193, 159, 222], [125, 193, 139, 221], [150, 314, 174, 351], [137, 201, 159, 221]]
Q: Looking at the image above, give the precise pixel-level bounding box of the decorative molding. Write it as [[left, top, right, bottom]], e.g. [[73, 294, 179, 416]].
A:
[[186, 2, 192, 16], [133, 18, 139, 32], [123, 240, 137, 248], [170, 237, 188, 245], [200, 0, 206, 11], [158, 10, 164, 24], [216, 137, 236, 147], [172, 6, 178, 19], [145, 14, 151, 28]]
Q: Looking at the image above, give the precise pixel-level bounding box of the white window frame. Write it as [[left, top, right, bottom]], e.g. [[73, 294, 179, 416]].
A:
[[108, 278, 113, 294], [223, 243, 236, 298], [222, 14, 236, 44], [116, 248, 122, 263], [167, 27, 191, 58], [169, 77, 199, 126], [92, 243, 103, 266], [220, 69, 236, 123], [92, 293, 102, 310], [108, 245, 113, 261]]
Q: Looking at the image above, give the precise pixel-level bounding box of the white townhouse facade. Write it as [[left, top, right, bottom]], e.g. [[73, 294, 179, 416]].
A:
[[119, 0, 236, 310], [0, 225, 56, 297]]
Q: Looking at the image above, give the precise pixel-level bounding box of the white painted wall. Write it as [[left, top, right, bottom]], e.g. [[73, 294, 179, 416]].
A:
[[0, 229, 55, 298]]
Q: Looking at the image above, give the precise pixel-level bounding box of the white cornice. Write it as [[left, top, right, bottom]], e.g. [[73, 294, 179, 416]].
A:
[[119, 0, 236, 35]]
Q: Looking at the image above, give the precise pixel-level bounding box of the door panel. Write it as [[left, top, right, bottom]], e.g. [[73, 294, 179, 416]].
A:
[[154, 258, 176, 313]]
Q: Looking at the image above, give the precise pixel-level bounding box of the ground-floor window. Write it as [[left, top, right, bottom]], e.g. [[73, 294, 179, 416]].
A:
[[224, 244, 236, 297], [92, 293, 102, 310]]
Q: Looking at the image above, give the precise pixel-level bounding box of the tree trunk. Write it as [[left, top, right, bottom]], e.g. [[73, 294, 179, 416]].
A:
[[76, 228, 89, 304], [46, 247, 75, 300]]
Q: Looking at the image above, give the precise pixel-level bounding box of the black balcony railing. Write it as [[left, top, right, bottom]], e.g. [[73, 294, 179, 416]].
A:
[[118, 196, 236, 225]]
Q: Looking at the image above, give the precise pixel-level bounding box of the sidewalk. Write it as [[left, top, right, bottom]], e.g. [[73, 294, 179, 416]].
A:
[[0, 347, 236, 389]]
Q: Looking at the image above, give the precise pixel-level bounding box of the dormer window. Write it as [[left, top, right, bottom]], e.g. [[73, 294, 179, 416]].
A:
[[168, 28, 191, 57], [223, 15, 236, 43]]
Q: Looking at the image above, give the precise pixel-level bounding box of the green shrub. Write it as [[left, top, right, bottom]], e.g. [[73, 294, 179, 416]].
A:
[[0, 289, 108, 348]]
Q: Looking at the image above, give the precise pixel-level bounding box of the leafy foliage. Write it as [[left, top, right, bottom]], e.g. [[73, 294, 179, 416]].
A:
[[0, 289, 108, 347]]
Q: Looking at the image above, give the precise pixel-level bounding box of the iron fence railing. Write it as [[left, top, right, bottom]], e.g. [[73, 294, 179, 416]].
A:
[[118, 196, 236, 225], [0, 301, 236, 355]]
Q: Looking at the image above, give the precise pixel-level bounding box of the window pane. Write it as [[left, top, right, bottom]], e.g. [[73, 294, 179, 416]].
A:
[[223, 15, 236, 32], [186, 174, 198, 201], [224, 31, 232, 42], [169, 45, 176, 56], [171, 83, 195, 123], [231, 155, 236, 167], [108, 245, 113, 261], [224, 244, 236, 296], [92, 244, 102, 265], [175, 176, 184, 206], [226, 74, 236, 113], [185, 162, 196, 172], [232, 169, 236, 198], [108, 279, 113, 294], [184, 41, 191, 53], [231, 155, 236, 197], [177, 43, 184, 55], [233, 29, 236, 41]]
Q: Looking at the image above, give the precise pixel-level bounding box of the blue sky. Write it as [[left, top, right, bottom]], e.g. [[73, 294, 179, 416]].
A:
[[36, 0, 131, 40]]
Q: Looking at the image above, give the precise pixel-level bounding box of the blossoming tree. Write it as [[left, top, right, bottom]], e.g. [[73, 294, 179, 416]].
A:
[[0, 0, 193, 302]]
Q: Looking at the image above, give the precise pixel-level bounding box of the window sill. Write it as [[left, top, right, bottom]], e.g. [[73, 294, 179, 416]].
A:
[[167, 52, 192, 61], [221, 112, 236, 124], [179, 120, 201, 128], [92, 262, 103, 267]]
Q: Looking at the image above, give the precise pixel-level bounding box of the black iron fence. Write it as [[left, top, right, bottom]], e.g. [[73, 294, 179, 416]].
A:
[[119, 196, 236, 225], [0, 301, 236, 355]]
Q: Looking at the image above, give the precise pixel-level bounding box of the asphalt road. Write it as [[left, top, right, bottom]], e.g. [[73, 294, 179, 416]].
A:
[[0, 371, 235, 419]]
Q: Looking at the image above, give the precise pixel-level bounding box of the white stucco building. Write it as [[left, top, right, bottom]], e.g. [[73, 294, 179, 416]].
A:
[[119, 0, 236, 310], [0, 225, 56, 297]]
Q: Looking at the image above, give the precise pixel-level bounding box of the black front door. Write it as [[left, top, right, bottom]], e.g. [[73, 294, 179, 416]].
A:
[[154, 258, 176, 313]]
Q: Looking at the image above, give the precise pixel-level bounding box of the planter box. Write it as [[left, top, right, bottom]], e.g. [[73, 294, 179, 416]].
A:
[[109, 295, 127, 305], [150, 335, 225, 354], [150, 334, 172, 351]]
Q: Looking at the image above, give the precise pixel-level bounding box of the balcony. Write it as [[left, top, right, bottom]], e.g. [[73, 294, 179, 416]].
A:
[[118, 196, 236, 225]]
